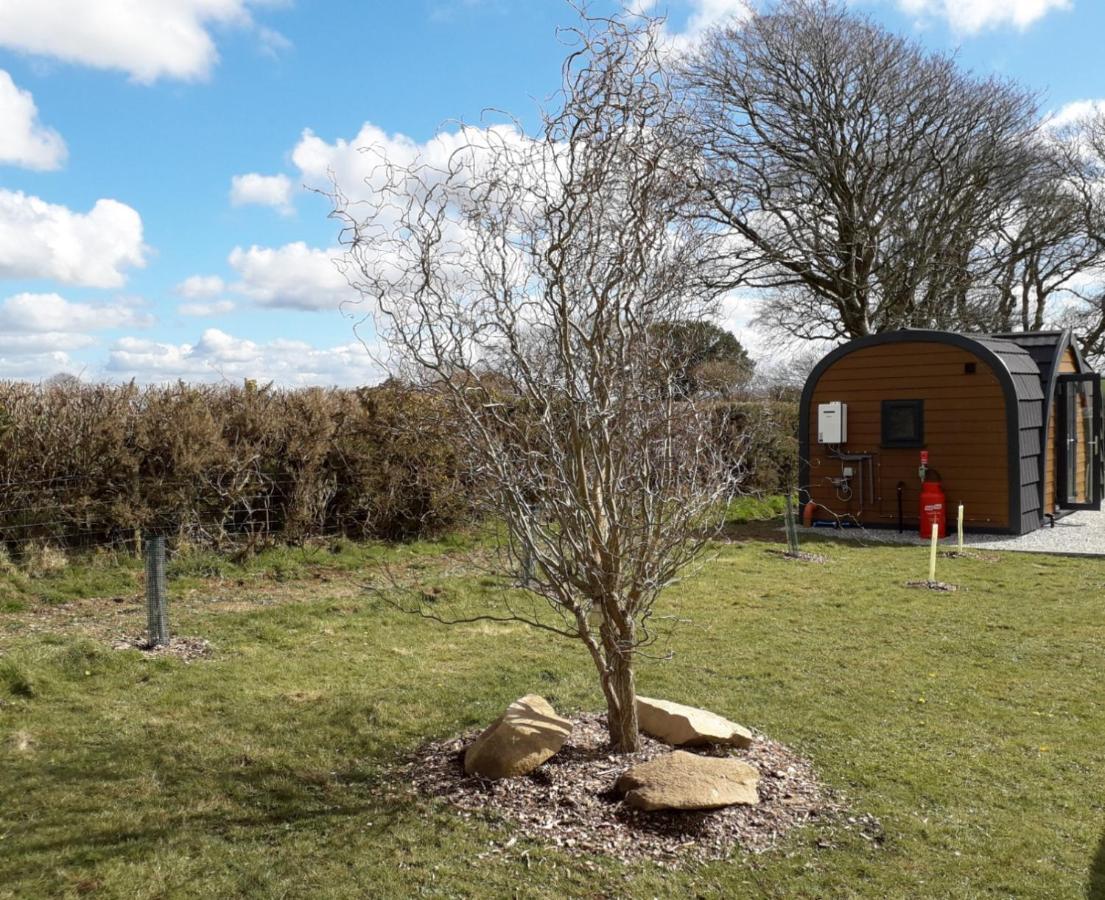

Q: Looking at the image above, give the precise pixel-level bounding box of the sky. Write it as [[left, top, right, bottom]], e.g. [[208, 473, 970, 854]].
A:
[[0, 0, 1102, 386]]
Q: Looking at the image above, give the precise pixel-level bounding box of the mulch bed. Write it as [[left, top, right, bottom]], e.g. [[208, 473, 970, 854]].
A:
[[110, 635, 213, 661], [766, 549, 827, 564], [402, 712, 878, 866], [939, 550, 998, 561]]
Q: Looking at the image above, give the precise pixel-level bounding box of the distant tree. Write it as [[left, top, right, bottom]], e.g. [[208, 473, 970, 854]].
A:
[[43, 373, 82, 390], [654, 320, 752, 396], [749, 346, 824, 401], [682, 0, 1039, 341], [1054, 111, 1105, 362], [958, 136, 1101, 335], [332, 11, 738, 751]]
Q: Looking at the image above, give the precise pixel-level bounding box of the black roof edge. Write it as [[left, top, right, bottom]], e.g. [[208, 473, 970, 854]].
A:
[[798, 329, 1025, 534]]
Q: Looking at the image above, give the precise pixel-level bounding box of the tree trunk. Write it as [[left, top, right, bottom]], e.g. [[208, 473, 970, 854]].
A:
[[605, 649, 640, 752]]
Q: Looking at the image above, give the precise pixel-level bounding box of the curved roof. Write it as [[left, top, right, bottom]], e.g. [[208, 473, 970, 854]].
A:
[[990, 328, 1085, 392], [799, 329, 1045, 534]]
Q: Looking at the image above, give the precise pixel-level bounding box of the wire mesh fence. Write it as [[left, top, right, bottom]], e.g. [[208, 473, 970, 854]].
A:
[[145, 536, 169, 647]]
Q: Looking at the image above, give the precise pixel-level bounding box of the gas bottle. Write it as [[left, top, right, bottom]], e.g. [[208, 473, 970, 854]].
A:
[[919, 476, 946, 540]]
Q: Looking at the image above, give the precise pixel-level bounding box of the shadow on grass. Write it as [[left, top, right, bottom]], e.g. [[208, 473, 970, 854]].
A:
[[1, 756, 411, 880], [1090, 828, 1105, 900]]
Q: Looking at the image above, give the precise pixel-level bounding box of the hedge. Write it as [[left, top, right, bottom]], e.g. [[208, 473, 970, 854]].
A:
[[0, 380, 797, 553]]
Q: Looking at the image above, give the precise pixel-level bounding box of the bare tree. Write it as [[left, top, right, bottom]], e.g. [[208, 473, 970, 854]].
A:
[[682, 0, 1038, 341], [1054, 111, 1105, 362], [960, 137, 1100, 334], [329, 11, 738, 751], [748, 345, 824, 401]]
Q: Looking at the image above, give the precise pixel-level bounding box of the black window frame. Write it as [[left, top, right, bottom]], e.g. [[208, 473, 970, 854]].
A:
[[881, 399, 925, 448]]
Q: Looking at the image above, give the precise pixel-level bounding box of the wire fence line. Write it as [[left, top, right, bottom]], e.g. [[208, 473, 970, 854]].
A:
[[0, 469, 428, 558]]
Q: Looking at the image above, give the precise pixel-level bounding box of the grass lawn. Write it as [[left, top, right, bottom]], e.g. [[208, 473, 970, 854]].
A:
[[1, 520, 1104, 898]]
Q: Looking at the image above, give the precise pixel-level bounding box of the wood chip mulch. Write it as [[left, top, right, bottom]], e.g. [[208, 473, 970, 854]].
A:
[[110, 635, 213, 661], [401, 712, 877, 866], [939, 550, 998, 561], [766, 549, 828, 564]]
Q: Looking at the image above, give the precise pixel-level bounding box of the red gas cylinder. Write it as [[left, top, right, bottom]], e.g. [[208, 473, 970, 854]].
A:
[[919, 478, 946, 539]]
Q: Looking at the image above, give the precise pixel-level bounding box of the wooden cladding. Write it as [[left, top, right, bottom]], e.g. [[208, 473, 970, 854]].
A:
[[806, 342, 1011, 529], [1044, 348, 1079, 515]]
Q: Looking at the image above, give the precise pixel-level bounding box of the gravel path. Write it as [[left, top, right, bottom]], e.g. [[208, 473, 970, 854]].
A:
[[797, 509, 1105, 557]]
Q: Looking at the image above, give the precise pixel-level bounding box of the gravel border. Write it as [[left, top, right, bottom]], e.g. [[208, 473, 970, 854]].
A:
[[797, 508, 1105, 557]]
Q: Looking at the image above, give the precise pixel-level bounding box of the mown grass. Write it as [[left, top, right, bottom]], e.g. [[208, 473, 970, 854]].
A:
[[1, 516, 1104, 898], [0, 529, 480, 611]]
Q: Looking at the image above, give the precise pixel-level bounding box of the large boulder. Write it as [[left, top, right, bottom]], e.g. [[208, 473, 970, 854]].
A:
[[463, 694, 572, 780], [636, 696, 753, 748], [616, 750, 760, 811]]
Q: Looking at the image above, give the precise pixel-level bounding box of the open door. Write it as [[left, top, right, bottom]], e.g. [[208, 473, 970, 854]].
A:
[[1057, 373, 1102, 511]]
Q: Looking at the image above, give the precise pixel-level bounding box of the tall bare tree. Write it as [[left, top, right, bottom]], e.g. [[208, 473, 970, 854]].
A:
[[330, 11, 738, 751], [682, 0, 1039, 341], [923, 125, 1103, 338], [1055, 110, 1105, 361]]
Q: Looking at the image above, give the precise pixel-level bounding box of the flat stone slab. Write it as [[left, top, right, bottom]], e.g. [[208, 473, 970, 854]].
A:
[[637, 696, 753, 748], [616, 750, 760, 811], [464, 694, 572, 780]]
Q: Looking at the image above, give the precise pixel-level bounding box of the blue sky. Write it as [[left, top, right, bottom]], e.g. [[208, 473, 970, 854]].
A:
[[0, 0, 1101, 385]]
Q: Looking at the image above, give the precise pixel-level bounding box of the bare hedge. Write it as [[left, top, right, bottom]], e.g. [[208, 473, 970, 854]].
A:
[[0, 381, 797, 553], [0, 380, 466, 552], [721, 400, 799, 495]]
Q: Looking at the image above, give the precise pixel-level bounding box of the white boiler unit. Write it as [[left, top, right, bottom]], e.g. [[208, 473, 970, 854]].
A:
[[817, 402, 847, 444]]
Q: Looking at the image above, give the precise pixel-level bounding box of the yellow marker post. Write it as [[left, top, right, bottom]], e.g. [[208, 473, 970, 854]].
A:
[[957, 503, 965, 553], [929, 523, 938, 583]]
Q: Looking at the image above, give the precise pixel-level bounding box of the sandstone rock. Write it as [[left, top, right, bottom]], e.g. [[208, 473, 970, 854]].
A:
[[463, 694, 572, 779], [636, 696, 753, 748], [616, 750, 760, 811]]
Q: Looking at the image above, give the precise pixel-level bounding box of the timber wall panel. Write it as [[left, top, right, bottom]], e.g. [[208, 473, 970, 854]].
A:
[[806, 342, 1011, 530], [1044, 348, 1079, 514]]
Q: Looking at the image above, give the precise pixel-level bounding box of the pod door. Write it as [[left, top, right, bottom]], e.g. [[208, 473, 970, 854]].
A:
[[1057, 373, 1102, 511]]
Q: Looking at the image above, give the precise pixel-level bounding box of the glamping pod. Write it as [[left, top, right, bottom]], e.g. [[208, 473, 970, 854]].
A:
[[798, 329, 1102, 535]]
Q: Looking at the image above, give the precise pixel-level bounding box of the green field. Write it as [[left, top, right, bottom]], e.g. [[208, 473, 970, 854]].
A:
[[1, 520, 1103, 898]]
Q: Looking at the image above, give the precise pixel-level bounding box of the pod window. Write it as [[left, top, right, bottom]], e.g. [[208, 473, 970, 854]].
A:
[[882, 400, 924, 448]]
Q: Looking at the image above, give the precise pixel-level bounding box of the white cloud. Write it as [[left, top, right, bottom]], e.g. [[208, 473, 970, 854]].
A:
[[290, 121, 537, 294], [0, 0, 288, 83], [256, 25, 292, 59], [894, 0, 1070, 32], [106, 328, 384, 386], [1045, 99, 1105, 131], [175, 274, 226, 299], [0, 70, 65, 170], [230, 172, 294, 214], [629, 0, 751, 50], [718, 290, 772, 359], [0, 292, 151, 333], [0, 292, 151, 380], [0, 349, 75, 380], [291, 121, 534, 204], [0, 190, 146, 288], [228, 242, 354, 311], [174, 275, 235, 314], [179, 299, 236, 317], [175, 241, 356, 314]]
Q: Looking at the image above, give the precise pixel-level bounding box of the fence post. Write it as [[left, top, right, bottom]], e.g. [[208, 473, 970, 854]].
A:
[[145, 535, 169, 647], [784, 491, 800, 555]]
